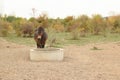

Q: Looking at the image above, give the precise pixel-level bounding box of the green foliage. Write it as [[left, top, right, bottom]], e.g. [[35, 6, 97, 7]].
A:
[[6, 16, 16, 22]]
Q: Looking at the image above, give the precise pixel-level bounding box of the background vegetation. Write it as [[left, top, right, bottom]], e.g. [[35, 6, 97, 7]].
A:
[[0, 13, 120, 47]]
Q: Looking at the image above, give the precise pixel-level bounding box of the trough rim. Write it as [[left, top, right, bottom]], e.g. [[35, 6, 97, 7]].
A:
[[30, 48, 64, 51]]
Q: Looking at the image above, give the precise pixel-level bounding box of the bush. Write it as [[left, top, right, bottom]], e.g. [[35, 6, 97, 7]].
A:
[[0, 20, 12, 36], [1, 29, 8, 36], [46, 27, 57, 47], [21, 22, 34, 37], [71, 28, 80, 40], [52, 24, 64, 32]]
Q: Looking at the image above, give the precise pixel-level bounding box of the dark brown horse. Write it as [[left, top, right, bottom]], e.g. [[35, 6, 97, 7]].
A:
[[34, 27, 48, 48]]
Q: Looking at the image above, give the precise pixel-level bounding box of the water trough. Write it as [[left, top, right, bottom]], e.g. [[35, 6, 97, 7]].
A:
[[30, 48, 64, 61]]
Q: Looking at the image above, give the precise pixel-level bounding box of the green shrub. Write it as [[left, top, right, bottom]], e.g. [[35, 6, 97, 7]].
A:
[[71, 28, 80, 40]]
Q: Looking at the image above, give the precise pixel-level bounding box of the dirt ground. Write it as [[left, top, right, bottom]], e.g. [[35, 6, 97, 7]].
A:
[[0, 37, 120, 80]]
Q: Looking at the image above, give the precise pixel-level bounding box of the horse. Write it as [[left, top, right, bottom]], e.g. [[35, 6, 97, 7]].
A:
[[34, 27, 48, 48]]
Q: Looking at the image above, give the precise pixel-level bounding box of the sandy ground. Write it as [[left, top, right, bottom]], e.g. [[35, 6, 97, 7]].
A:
[[0, 37, 120, 80]]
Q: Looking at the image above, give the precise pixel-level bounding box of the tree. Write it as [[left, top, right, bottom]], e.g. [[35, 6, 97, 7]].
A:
[[0, 20, 12, 36], [37, 13, 48, 28], [75, 15, 89, 36], [88, 14, 107, 35], [63, 16, 74, 32], [21, 22, 34, 37], [29, 17, 39, 28], [112, 15, 120, 33], [6, 16, 16, 22], [51, 18, 64, 32]]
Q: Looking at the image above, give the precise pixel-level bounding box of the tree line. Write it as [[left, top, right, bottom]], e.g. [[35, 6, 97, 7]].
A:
[[0, 14, 120, 39]]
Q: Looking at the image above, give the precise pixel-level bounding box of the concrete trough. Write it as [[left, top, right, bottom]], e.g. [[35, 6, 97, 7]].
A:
[[30, 48, 64, 61]]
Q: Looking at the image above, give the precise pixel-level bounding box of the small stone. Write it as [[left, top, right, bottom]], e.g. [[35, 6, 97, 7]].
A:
[[6, 46, 10, 48]]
